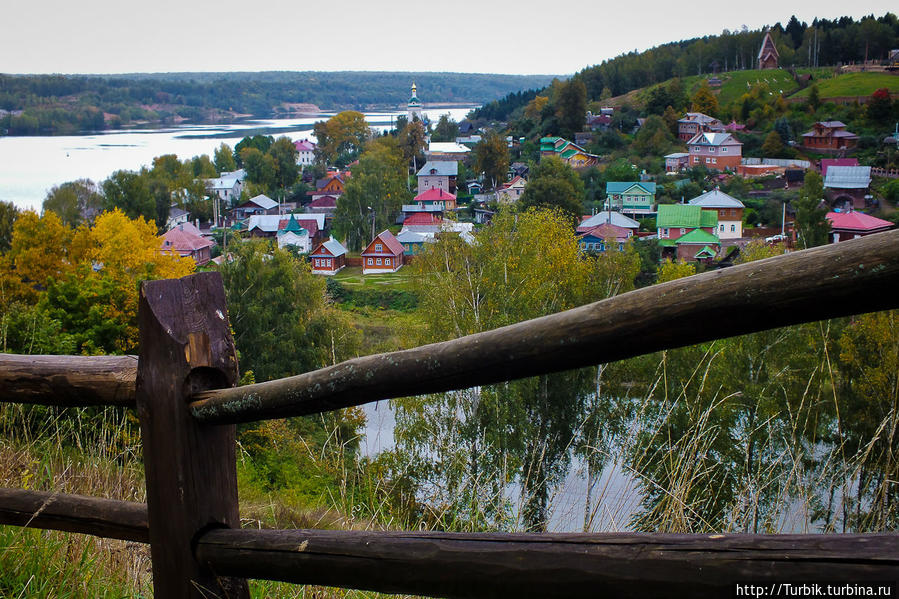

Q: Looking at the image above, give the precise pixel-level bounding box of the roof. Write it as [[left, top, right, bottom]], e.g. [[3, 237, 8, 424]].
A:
[[823, 166, 872, 189], [207, 175, 241, 190], [241, 194, 278, 210], [826, 211, 893, 232], [821, 158, 859, 177], [363, 230, 404, 256], [247, 213, 325, 236], [413, 188, 456, 203], [578, 223, 631, 242], [675, 228, 721, 245], [606, 182, 657, 195], [578, 211, 640, 230], [404, 212, 443, 226], [678, 112, 720, 125], [396, 230, 429, 244], [657, 204, 718, 229], [694, 246, 717, 259], [688, 188, 745, 208], [817, 121, 847, 129], [665, 152, 690, 159], [428, 142, 470, 154], [294, 140, 316, 152], [757, 31, 779, 60], [161, 224, 214, 252], [308, 195, 338, 208], [417, 161, 458, 177], [687, 132, 742, 147], [311, 239, 347, 258], [278, 215, 306, 235]]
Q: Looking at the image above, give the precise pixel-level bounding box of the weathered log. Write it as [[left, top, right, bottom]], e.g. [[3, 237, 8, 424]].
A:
[[0, 354, 136, 407], [0, 487, 148, 543], [195, 528, 899, 599], [136, 272, 249, 598], [190, 229, 899, 424]]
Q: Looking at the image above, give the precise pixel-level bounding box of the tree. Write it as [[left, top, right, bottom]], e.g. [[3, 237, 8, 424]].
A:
[[431, 114, 459, 142], [603, 158, 639, 183], [101, 170, 156, 223], [334, 137, 410, 251], [43, 179, 104, 227], [518, 156, 585, 225], [761, 130, 785, 157], [234, 135, 274, 166], [240, 147, 277, 192], [474, 130, 510, 190], [0, 201, 20, 253], [219, 239, 358, 382], [398, 120, 427, 170], [867, 88, 893, 123], [214, 143, 237, 173], [269, 136, 300, 190], [662, 106, 680, 137], [807, 84, 821, 113], [633, 115, 677, 156], [690, 82, 719, 117], [556, 78, 588, 138], [793, 170, 830, 249], [657, 259, 696, 283], [524, 96, 549, 121], [313, 111, 371, 166]]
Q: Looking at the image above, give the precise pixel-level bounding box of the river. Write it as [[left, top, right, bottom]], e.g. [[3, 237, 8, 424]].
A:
[[0, 106, 475, 212]]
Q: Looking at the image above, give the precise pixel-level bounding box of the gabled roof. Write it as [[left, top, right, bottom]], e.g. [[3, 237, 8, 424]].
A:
[[413, 188, 456, 203], [675, 228, 721, 245], [417, 161, 458, 177], [308, 195, 338, 208], [694, 246, 717, 259], [821, 158, 859, 177], [757, 30, 779, 60], [247, 213, 325, 236], [657, 204, 718, 229], [363, 230, 404, 256], [161, 224, 214, 252], [404, 212, 443, 226], [578, 223, 631, 242], [278, 215, 306, 236], [817, 121, 847, 129], [606, 182, 657, 195], [240, 194, 278, 210], [823, 166, 872, 190], [311, 239, 347, 258], [678, 112, 720, 125], [578, 211, 640, 231], [687, 132, 742, 146], [294, 139, 316, 152], [396, 230, 429, 244], [826, 211, 892, 232], [688, 188, 745, 209]]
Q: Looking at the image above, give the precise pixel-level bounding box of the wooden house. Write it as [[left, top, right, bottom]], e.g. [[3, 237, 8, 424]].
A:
[[411, 188, 456, 211], [604, 182, 657, 216], [577, 211, 640, 235], [757, 30, 779, 69], [801, 122, 859, 152], [677, 113, 724, 142], [231, 194, 279, 220], [688, 188, 745, 239], [577, 223, 633, 253], [161, 223, 214, 266], [310, 239, 348, 275], [362, 230, 404, 274]]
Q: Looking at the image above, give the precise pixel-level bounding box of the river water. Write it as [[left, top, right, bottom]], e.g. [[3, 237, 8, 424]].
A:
[[0, 106, 474, 212]]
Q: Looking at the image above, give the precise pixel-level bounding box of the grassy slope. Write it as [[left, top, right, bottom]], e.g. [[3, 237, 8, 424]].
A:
[[790, 71, 899, 98]]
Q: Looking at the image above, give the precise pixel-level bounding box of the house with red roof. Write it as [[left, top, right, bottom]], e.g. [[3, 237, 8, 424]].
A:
[[820, 158, 859, 177], [411, 187, 456, 211], [802, 122, 859, 152], [246, 213, 327, 247], [161, 222, 214, 266], [577, 223, 633, 253], [294, 139, 316, 166], [495, 176, 527, 204], [826, 211, 893, 243], [310, 238, 348, 275], [403, 212, 443, 228], [362, 230, 404, 274]]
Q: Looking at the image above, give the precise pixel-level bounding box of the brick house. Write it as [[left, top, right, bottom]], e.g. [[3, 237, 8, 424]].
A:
[[417, 161, 458, 194], [677, 112, 724, 142], [657, 204, 719, 261], [687, 188, 745, 239], [687, 132, 743, 171], [801, 122, 859, 152]]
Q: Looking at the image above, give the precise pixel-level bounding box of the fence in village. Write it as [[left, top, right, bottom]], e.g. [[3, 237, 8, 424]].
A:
[[1, 230, 899, 598]]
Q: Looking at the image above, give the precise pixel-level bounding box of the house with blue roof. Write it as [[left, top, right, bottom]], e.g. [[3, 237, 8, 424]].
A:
[[605, 182, 657, 216]]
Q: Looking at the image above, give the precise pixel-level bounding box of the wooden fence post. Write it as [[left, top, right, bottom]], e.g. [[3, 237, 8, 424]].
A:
[[136, 272, 249, 598]]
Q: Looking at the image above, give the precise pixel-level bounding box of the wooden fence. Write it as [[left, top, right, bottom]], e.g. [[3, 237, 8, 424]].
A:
[[2, 230, 899, 598]]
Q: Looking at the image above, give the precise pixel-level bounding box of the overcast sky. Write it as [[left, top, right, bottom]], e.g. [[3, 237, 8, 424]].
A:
[[4, 1, 896, 76]]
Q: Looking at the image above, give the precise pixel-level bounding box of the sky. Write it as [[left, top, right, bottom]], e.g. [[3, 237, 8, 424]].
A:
[[3, 1, 896, 76]]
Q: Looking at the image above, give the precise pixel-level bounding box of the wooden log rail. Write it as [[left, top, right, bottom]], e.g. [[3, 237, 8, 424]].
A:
[[0, 354, 136, 407], [189, 228, 899, 424], [194, 528, 899, 599]]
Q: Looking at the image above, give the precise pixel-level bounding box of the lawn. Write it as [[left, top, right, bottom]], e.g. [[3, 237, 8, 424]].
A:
[[790, 71, 899, 98], [330, 266, 416, 291]]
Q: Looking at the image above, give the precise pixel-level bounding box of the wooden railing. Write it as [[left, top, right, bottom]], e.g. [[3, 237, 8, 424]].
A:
[[2, 230, 899, 598]]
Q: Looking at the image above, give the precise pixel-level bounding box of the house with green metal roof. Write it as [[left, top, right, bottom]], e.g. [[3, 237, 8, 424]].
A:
[[673, 229, 721, 262], [276, 214, 311, 253], [656, 204, 720, 262], [539, 136, 598, 168], [605, 182, 657, 216]]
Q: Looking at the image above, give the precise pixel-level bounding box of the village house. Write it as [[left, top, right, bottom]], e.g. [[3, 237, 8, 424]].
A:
[[604, 182, 657, 216], [687, 132, 743, 171], [824, 165, 872, 210], [396, 230, 430, 255], [657, 204, 720, 261], [495, 176, 527, 204], [165, 206, 190, 230], [417, 161, 458, 194], [586, 112, 612, 132], [757, 30, 779, 69], [802, 122, 859, 152], [577, 223, 633, 253], [309, 238, 348, 275], [306, 194, 338, 216], [276, 214, 312, 253], [409, 187, 456, 211], [231, 194, 280, 220], [246, 213, 327, 247], [426, 142, 470, 162], [826, 211, 893, 243], [308, 173, 348, 203], [665, 152, 691, 173], [206, 169, 245, 206], [539, 137, 598, 168], [688, 188, 745, 239], [677, 112, 724, 142], [161, 222, 214, 266], [577, 210, 641, 235], [294, 140, 316, 166], [362, 230, 405, 274]]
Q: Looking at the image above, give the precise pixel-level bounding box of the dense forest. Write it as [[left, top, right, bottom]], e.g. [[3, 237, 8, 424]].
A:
[[0, 71, 556, 135], [473, 13, 899, 121]]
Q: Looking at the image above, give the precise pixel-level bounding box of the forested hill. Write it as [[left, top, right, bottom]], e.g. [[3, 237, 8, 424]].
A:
[[0, 71, 557, 135], [473, 12, 899, 120]]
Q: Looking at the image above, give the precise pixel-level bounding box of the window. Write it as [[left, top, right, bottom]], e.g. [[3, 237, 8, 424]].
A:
[[731, 224, 736, 232], [598, 242, 605, 252], [680, 228, 686, 234], [375, 243, 382, 252], [719, 224, 724, 231], [721, 147, 728, 152], [712, 158, 717, 164], [618, 243, 624, 251], [705, 158, 711, 164], [376, 258, 382, 265], [385, 258, 391, 266], [367, 258, 373, 265], [709, 147, 715, 153]]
